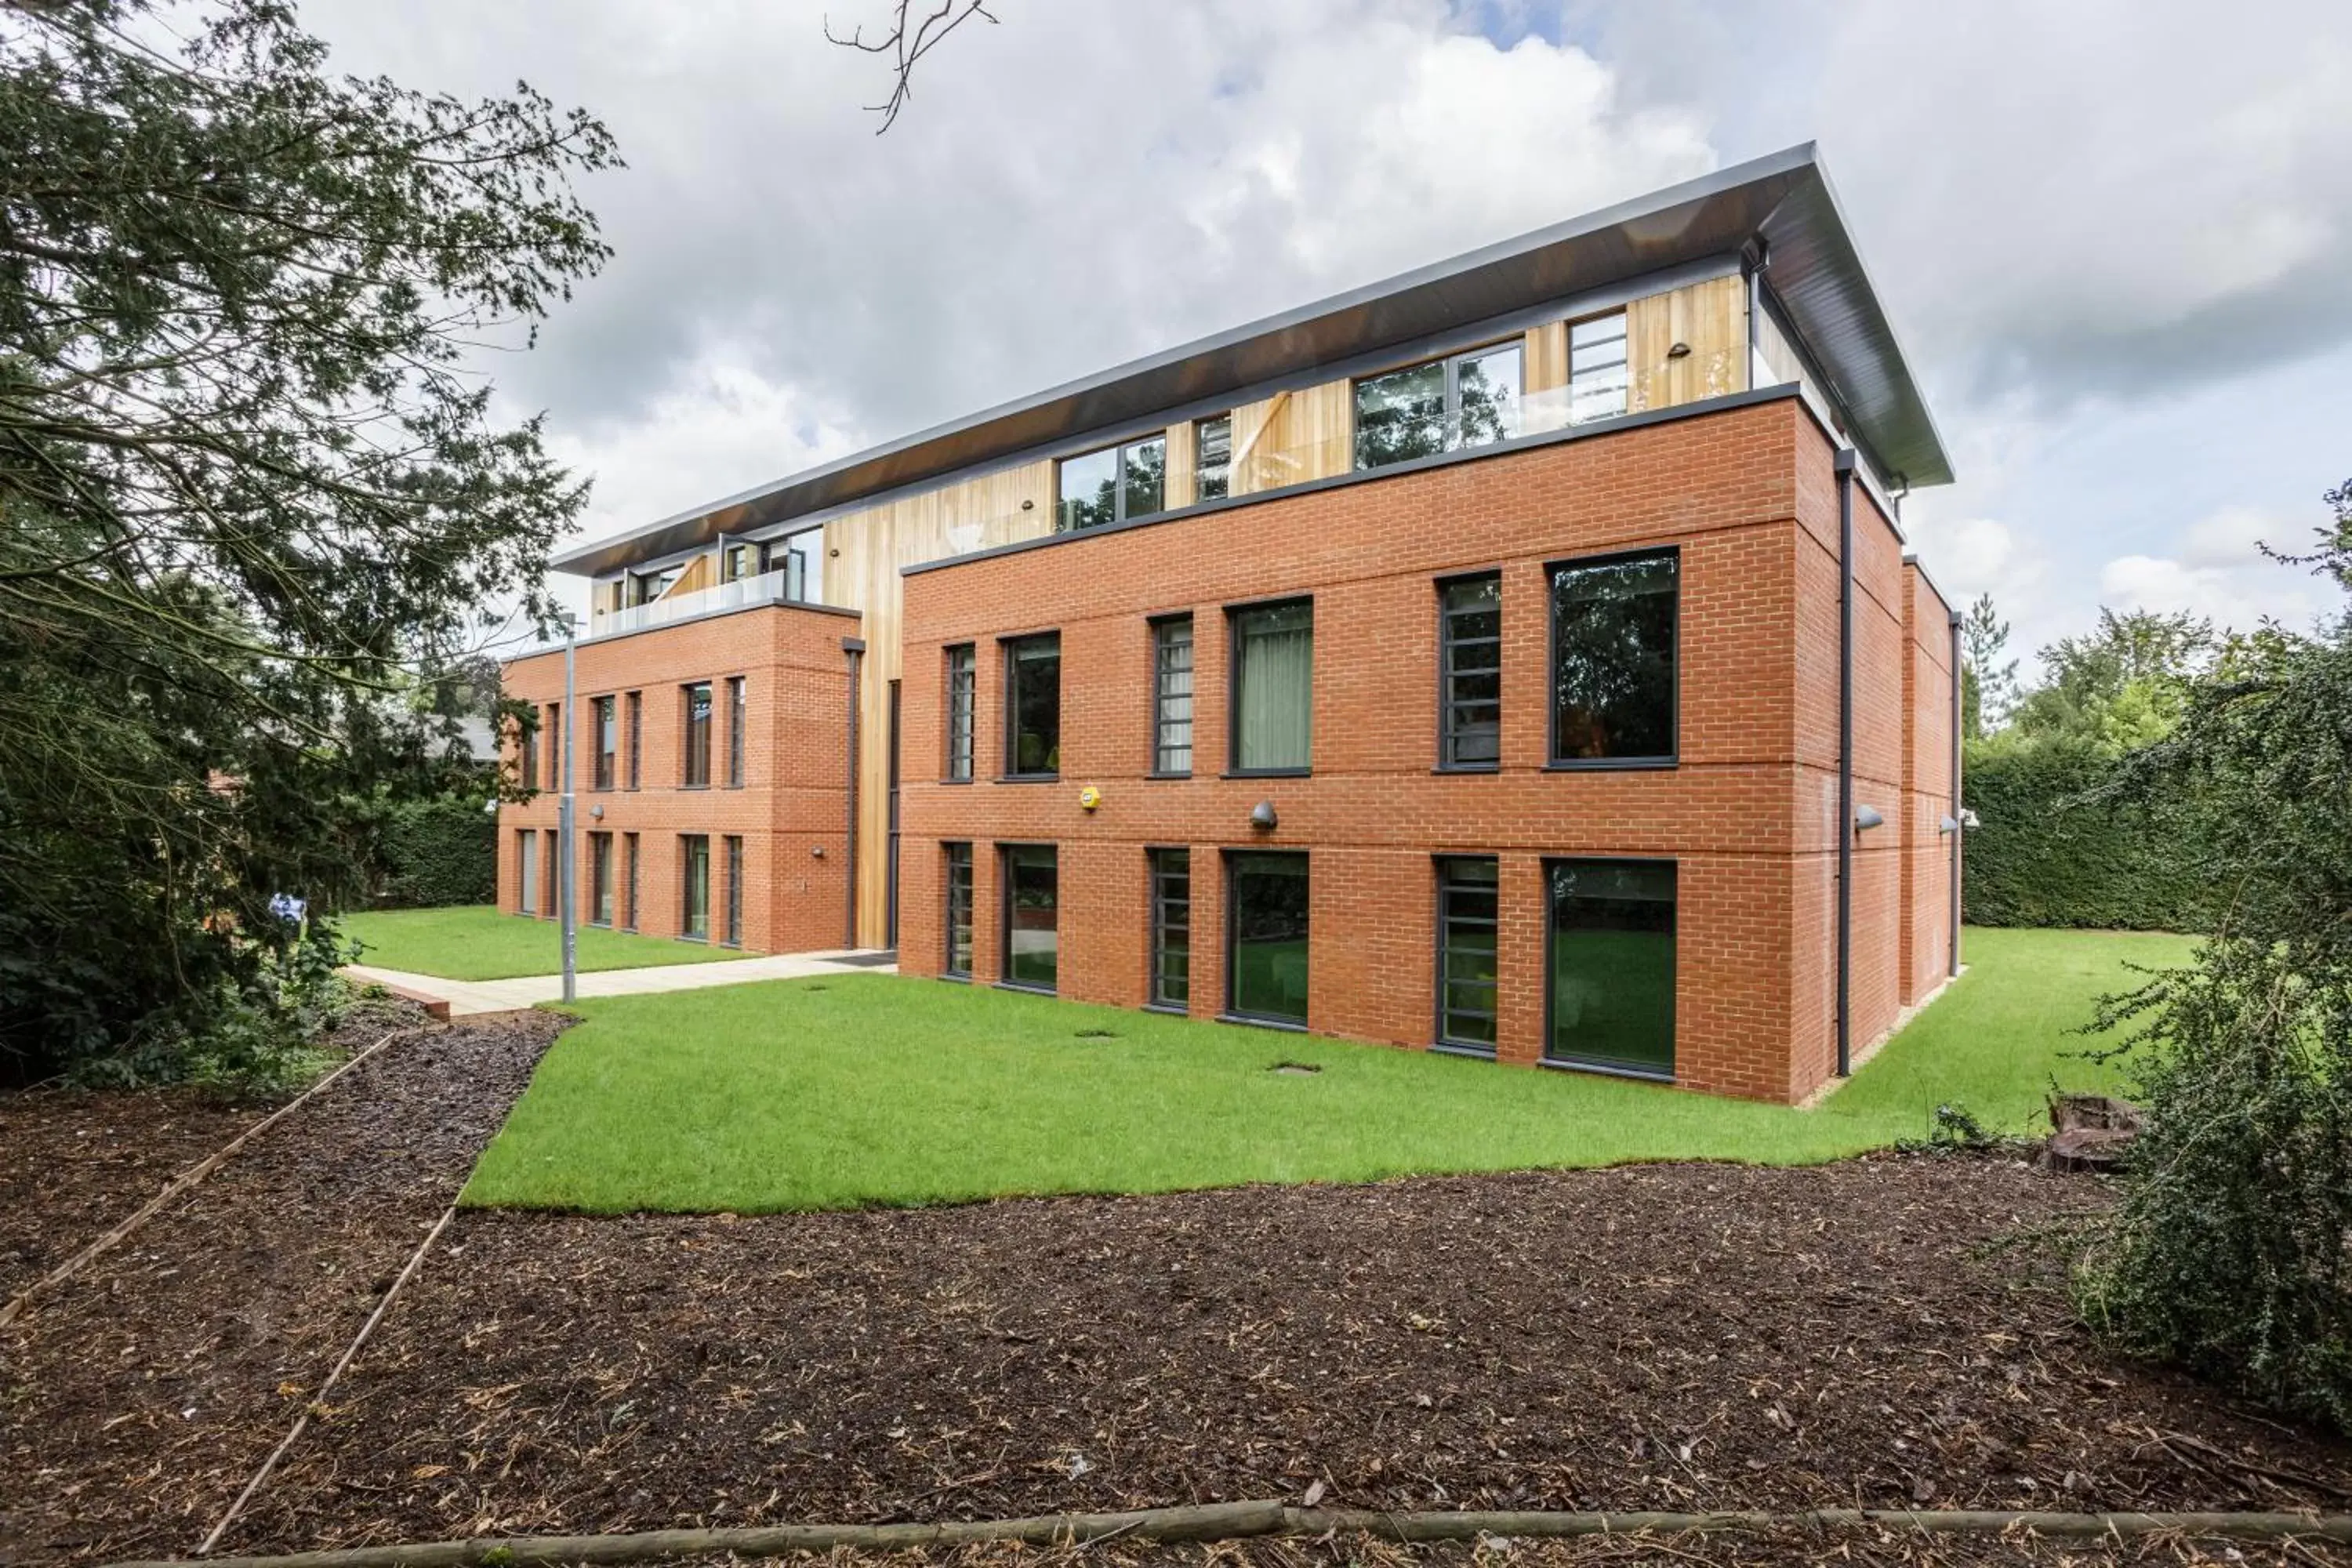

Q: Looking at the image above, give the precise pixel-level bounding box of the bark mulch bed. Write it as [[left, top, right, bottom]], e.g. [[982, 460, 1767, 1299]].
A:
[[0, 1009, 565, 1567], [227, 1156, 2352, 1559]]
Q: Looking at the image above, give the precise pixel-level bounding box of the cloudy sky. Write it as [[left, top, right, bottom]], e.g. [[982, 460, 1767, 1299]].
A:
[[301, 0, 2352, 670]]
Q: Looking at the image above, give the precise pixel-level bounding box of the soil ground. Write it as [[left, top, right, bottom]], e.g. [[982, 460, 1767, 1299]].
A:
[[3, 1013, 2350, 1568]]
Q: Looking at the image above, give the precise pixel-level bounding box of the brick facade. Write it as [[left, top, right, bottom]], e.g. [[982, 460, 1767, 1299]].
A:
[[890, 394, 1957, 1104], [498, 602, 861, 956]]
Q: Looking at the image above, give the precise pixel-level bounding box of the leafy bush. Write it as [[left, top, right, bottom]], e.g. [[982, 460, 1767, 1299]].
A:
[[1962, 735, 2211, 930], [376, 796, 496, 909]]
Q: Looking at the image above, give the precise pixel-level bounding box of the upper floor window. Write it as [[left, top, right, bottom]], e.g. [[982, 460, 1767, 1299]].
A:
[[944, 644, 975, 781], [544, 702, 562, 787], [1194, 414, 1232, 502], [1355, 341, 1523, 470], [1004, 633, 1062, 779], [1058, 435, 1166, 531], [726, 676, 746, 787], [517, 713, 538, 792], [1152, 616, 1194, 776], [682, 681, 713, 787], [1229, 600, 1312, 775], [627, 563, 682, 606], [593, 696, 617, 790], [722, 543, 759, 582], [1569, 312, 1629, 424], [1439, 574, 1501, 769], [1550, 549, 1677, 766], [625, 691, 642, 789]]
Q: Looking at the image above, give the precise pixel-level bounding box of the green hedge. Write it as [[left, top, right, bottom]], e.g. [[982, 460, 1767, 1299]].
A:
[[375, 796, 496, 909], [1962, 738, 2209, 931]]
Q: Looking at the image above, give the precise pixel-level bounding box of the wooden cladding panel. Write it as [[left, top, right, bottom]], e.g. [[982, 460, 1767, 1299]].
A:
[[1231, 382, 1352, 495], [661, 551, 715, 600], [1164, 419, 1198, 510], [1627, 274, 1748, 412], [1524, 319, 1570, 394]]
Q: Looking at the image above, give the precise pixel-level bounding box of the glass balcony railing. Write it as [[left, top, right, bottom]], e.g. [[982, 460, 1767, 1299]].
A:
[[595, 565, 813, 638]]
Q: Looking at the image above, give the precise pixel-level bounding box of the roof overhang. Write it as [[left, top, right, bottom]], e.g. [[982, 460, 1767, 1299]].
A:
[[552, 143, 1950, 578]]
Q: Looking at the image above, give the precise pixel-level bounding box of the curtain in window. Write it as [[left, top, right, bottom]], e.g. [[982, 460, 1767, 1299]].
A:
[[1235, 604, 1312, 771]]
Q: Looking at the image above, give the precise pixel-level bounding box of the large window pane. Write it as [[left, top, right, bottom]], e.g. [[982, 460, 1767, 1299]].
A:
[[1550, 550, 1677, 763], [594, 697, 617, 789], [1004, 633, 1062, 777], [622, 833, 639, 930], [1229, 851, 1308, 1025], [1547, 859, 1675, 1074], [1570, 312, 1629, 423], [1123, 435, 1166, 521], [1439, 575, 1501, 768], [1002, 844, 1058, 990], [1232, 601, 1312, 772], [945, 644, 975, 781], [1456, 343, 1523, 448], [724, 835, 743, 946], [1057, 446, 1119, 531], [1354, 360, 1446, 470], [1438, 856, 1499, 1049], [518, 714, 538, 791], [516, 829, 537, 913], [626, 691, 642, 789], [681, 834, 710, 939], [1195, 415, 1232, 502], [683, 682, 713, 786], [590, 833, 614, 927], [1153, 617, 1194, 775], [943, 843, 974, 977], [728, 677, 746, 787], [1149, 848, 1190, 1008]]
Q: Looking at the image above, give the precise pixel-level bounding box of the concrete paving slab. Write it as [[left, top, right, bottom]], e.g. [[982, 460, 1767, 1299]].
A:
[[342, 949, 897, 1017]]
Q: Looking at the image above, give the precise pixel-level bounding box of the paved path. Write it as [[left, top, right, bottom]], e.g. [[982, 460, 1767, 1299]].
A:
[[341, 949, 897, 1017]]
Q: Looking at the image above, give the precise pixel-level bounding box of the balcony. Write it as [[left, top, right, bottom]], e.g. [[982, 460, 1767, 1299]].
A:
[[593, 566, 815, 639]]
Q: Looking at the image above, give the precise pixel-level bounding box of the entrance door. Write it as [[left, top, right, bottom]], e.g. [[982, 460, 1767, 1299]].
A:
[[884, 679, 902, 951]]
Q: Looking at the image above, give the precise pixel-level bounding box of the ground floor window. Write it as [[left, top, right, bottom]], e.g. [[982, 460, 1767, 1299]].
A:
[[723, 835, 743, 946], [1000, 844, 1058, 990], [1546, 858, 1675, 1075], [1149, 848, 1190, 1008], [517, 829, 537, 913], [1436, 855, 1498, 1051], [590, 832, 614, 927], [622, 833, 640, 931], [543, 833, 560, 917], [1227, 851, 1308, 1025], [942, 843, 974, 976], [681, 834, 710, 940]]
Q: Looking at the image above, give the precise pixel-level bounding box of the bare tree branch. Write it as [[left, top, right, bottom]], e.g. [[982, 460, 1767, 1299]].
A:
[[823, 0, 996, 133]]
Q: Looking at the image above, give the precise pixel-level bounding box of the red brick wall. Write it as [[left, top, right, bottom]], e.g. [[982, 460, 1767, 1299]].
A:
[[1900, 563, 1959, 1005], [498, 603, 859, 956]]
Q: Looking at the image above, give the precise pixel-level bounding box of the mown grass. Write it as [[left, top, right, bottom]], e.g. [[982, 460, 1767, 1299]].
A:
[[464, 926, 2193, 1213], [338, 905, 756, 982]]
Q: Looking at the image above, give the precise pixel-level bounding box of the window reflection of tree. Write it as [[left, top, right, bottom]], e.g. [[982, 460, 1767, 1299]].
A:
[[1552, 554, 1677, 760]]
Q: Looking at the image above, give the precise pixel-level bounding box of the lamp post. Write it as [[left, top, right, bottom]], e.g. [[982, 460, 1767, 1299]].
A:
[[558, 612, 579, 1003]]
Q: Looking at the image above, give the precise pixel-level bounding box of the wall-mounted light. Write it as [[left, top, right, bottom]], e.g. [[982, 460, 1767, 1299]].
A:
[[1250, 800, 1278, 832], [1960, 808, 1981, 829], [1937, 814, 1958, 835], [590, 804, 604, 821], [1853, 804, 1885, 832], [811, 844, 826, 858]]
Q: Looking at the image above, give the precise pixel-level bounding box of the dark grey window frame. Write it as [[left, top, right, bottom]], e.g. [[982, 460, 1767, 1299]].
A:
[[1193, 413, 1233, 502], [1000, 631, 1062, 782], [591, 696, 617, 791], [589, 830, 615, 927], [996, 841, 1059, 994], [942, 841, 975, 979], [726, 676, 746, 788], [625, 691, 642, 790], [1540, 855, 1678, 1082], [682, 681, 713, 789], [1224, 594, 1314, 779], [1221, 848, 1310, 1029], [722, 834, 744, 946], [1437, 570, 1503, 771], [1352, 337, 1525, 471], [1433, 855, 1500, 1056], [544, 702, 561, 792], [514, 827, 537, 915], [1544, 545, 1681, 771], [518, 714, 539, 793], [622, 831, 640, 931], [1149, 614, 1195, 779], [943, 643, 976, 782], [1057, 434, 1168, 531], [1146, 846, 1191, 1012], [680, 833, 711, 942]]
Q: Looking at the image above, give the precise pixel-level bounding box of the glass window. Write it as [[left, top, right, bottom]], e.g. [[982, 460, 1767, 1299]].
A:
[[1439, 575, 1502, 768], [626, 691, 642, 790], [544, 833, 559, 917], [517, 713, 538, 792], [1152, 617, 1194, 775], [1356, 343, 1524, 471], [943, 843, 974, 977], [727, 677, 746, 787], [544, 702, 561, 788], [683, 681, 713, 786], [593, 697, 617, 790], [1228, 851, 1308, 1025], [1547, 859, 1675, 1075], [622, 833, 640, 931], [1550, 550, 1678, 764], [1149, 848, 1190, 1008], [1004, 633, 1062, 778], [1058, 436, 1167, 530], [1570, 312, 1629, 424], [590, 833, 615, 927], [681, 834, 710, 940], [629, 564, 682, 606], [1001, 844, 1058, 991], [944, 644, 975, 781], [723, 543, 757, 582], [1436, 857, 1499, 1050], [724, 835, 743, 946], [1231, 601, 1312, 773], [516, 829, 537, 913], [1195, 414, 1232, 502]]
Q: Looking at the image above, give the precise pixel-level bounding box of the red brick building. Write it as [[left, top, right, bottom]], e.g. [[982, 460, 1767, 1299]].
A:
[[503, 145, 1962, 1103]]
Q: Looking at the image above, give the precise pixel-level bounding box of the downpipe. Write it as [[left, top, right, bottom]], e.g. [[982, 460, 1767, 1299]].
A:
[[1835, 450, 1857, 1078]]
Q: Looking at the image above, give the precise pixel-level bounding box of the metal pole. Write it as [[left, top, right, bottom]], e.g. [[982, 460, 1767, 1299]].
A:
[[559, 617, 578, 1003]]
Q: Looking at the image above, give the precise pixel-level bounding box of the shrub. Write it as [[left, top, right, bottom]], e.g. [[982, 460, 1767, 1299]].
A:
[[376, 796, 496, 908], [1962, 735, 2211, 930]]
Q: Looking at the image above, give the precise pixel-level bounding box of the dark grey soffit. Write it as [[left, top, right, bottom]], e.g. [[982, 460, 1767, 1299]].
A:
[[552, 142, 1951, 579]]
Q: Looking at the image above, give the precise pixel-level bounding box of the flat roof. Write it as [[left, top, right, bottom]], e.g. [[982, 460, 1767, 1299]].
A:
[[554, 143, 1950, 578]]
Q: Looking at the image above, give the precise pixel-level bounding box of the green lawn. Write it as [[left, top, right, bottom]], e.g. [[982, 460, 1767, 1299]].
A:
[[464, 926, 2193, 1214], [339, 906, 757, 982]]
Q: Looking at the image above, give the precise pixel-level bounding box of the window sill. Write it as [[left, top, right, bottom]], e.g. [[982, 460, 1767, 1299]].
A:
[[1145, 771, 1194, 782], [995, 980, 1058, 996], [1143, 1001, 1190, 1016], [1540, 1055, 1674, 1084], [938, 777, 975, 786], [939, 971, 973, 984], [1217, 1011, 1308, 1033], [1433, 764, 1501, 775], [1221, 768, 1311, 780], [1431, 1040, 1497, 1061], [1543, 757, 1679, 773], [996, 774, 1061, 785], [680, 783, 711, 792], [677, 935, 709, 945]]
